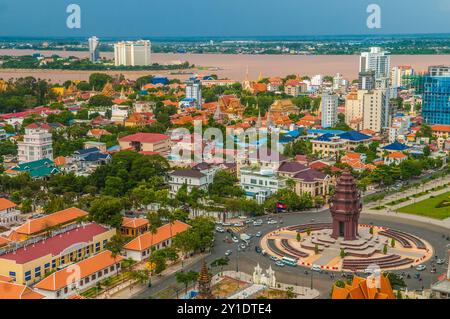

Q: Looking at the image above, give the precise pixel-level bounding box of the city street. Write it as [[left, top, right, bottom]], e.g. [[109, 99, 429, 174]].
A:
[[131, 209, 450, 299]]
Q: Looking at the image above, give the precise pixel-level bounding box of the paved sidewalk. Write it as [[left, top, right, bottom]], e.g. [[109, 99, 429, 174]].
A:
[[104, 253, 210, 299], [363, 175, 450, 230]]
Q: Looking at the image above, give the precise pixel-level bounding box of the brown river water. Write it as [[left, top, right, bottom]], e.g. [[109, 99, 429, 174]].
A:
[[0, 49, 449, 83]]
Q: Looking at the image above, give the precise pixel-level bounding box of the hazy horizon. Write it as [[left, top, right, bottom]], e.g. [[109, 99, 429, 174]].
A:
[[1, 0, 450, 38]]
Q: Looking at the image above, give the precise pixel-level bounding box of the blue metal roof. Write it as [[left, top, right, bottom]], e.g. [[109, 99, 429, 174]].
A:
[[339, 130, 371, 142], [307, 129, 345, 135], [382, 141, 410, 151]]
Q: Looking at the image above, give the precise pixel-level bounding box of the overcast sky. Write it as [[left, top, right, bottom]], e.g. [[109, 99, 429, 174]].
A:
[[0, 0, 449, 38]]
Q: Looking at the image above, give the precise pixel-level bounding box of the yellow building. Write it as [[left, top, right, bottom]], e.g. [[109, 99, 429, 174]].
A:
[[120, 217, 149, 237], [431, 125, 450, 139], [312, 135, 347, 158], [0, 223, 115, 285]]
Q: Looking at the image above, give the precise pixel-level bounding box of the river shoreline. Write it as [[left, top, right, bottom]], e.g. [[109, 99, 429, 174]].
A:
[[0, 49, 449, 83]]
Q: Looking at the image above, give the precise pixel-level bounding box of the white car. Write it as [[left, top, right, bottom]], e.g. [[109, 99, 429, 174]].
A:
[[232, 237, 239, 243], [239, 216, 247, 219], [267, 220, 277, 225], [416, 264, 427, 271], [253, 221, 262, 226], [222, 222, 231, 226], [215, 227, 225, 233], [233, 222, 244, 227], [225, 250, 232, 256], [436, 259, 445, 265], [240, 243, 246, 249], [255, 231, 262, 237], [311, 264, 322, 272]]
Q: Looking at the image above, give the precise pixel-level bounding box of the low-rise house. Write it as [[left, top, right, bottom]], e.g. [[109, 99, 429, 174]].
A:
[[240, 166, 286, 204], [68, 147, 111, 175], [0, 198, 21, 227], [0, 223, 115, 285], [120, 217, 149, 237], [312, 133, 347, 158], [123, 220, 190, 262], [34, 250, 123, 299], [119, 133, 170, 156], [169, 169, 209, 194], [6, 158, 61, 179], [384, 151, 408, 165]]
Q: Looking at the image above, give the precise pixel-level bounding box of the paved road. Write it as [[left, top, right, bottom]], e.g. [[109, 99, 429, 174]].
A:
[[132, 209, 450, 299]]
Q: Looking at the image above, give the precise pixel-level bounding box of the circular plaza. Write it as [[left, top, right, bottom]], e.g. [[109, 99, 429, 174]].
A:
[[261, 171, 434, 272]]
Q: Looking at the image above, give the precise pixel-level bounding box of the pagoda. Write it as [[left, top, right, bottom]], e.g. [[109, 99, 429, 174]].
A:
[[102, 82, 115, 97], [196, 260, 213, 299], [330, 170, 362, 241]]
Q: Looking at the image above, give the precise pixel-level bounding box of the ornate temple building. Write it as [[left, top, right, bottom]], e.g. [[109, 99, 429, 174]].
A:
[[330, 170, 362, 241], [269, 99, 299, 117], [102, 82, 115, 97], [331, 274, 395, 299], [196, 260, 213, 299], [218, 95, 245, 119]]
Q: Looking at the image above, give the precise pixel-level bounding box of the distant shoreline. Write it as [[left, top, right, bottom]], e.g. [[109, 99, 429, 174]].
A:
[[0, 51, 449, 83]]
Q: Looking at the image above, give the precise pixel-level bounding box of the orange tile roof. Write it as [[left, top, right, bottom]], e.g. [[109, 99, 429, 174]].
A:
[[15, 207, 88, 235], [53, 156, 66, 166], [331, 274, 395, 299], [0, 275, 12, 282], [0, 281, 44, 299], [0, 236, 10, 247], [34, 250, 124, 291], [0, 198, 17, 211], [431, 124, 450, 133], [386, 151, 407, 159], [124, 220, 190, 252], [121, 217, 149, 229]]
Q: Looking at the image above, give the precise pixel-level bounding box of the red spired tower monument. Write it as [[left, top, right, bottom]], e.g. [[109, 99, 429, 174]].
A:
[[330, 170, 362, 241]]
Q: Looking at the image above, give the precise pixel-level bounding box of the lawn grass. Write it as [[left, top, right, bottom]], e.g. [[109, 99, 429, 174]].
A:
[[397, 191, 450, 220]]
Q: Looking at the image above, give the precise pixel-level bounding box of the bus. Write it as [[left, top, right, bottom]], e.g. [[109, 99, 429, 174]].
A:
[[281, 256, 298, 267]]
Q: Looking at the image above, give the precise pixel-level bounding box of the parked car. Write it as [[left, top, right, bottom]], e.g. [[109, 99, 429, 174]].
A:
[[416, 264, 427, 271], [222, 222, 231, 227], [245, 219, 254, 224], [267, 220, 277, 225], [253, 221, 262, 226], [255, 231, 262, 237], [255, 246, 262, 253], [240, 243, 246, 250], [233, 222, 244, 227], [275, 261, 285, 267], [232, 237, 239, 243], [225, 250, 232, 256]]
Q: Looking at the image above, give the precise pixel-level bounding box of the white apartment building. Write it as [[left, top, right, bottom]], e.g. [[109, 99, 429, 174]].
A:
[[321, 93, 338, 128], [88, 36, 100, 63], [359, 47, 391, 79], [17, 126, 53, 163], [114, 40, 151, 67], [185, 79, 202, 108]]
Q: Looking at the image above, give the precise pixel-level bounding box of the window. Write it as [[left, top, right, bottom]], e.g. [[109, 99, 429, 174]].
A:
[[35, 266, 41, 273], [44, 263, 50, 269]]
